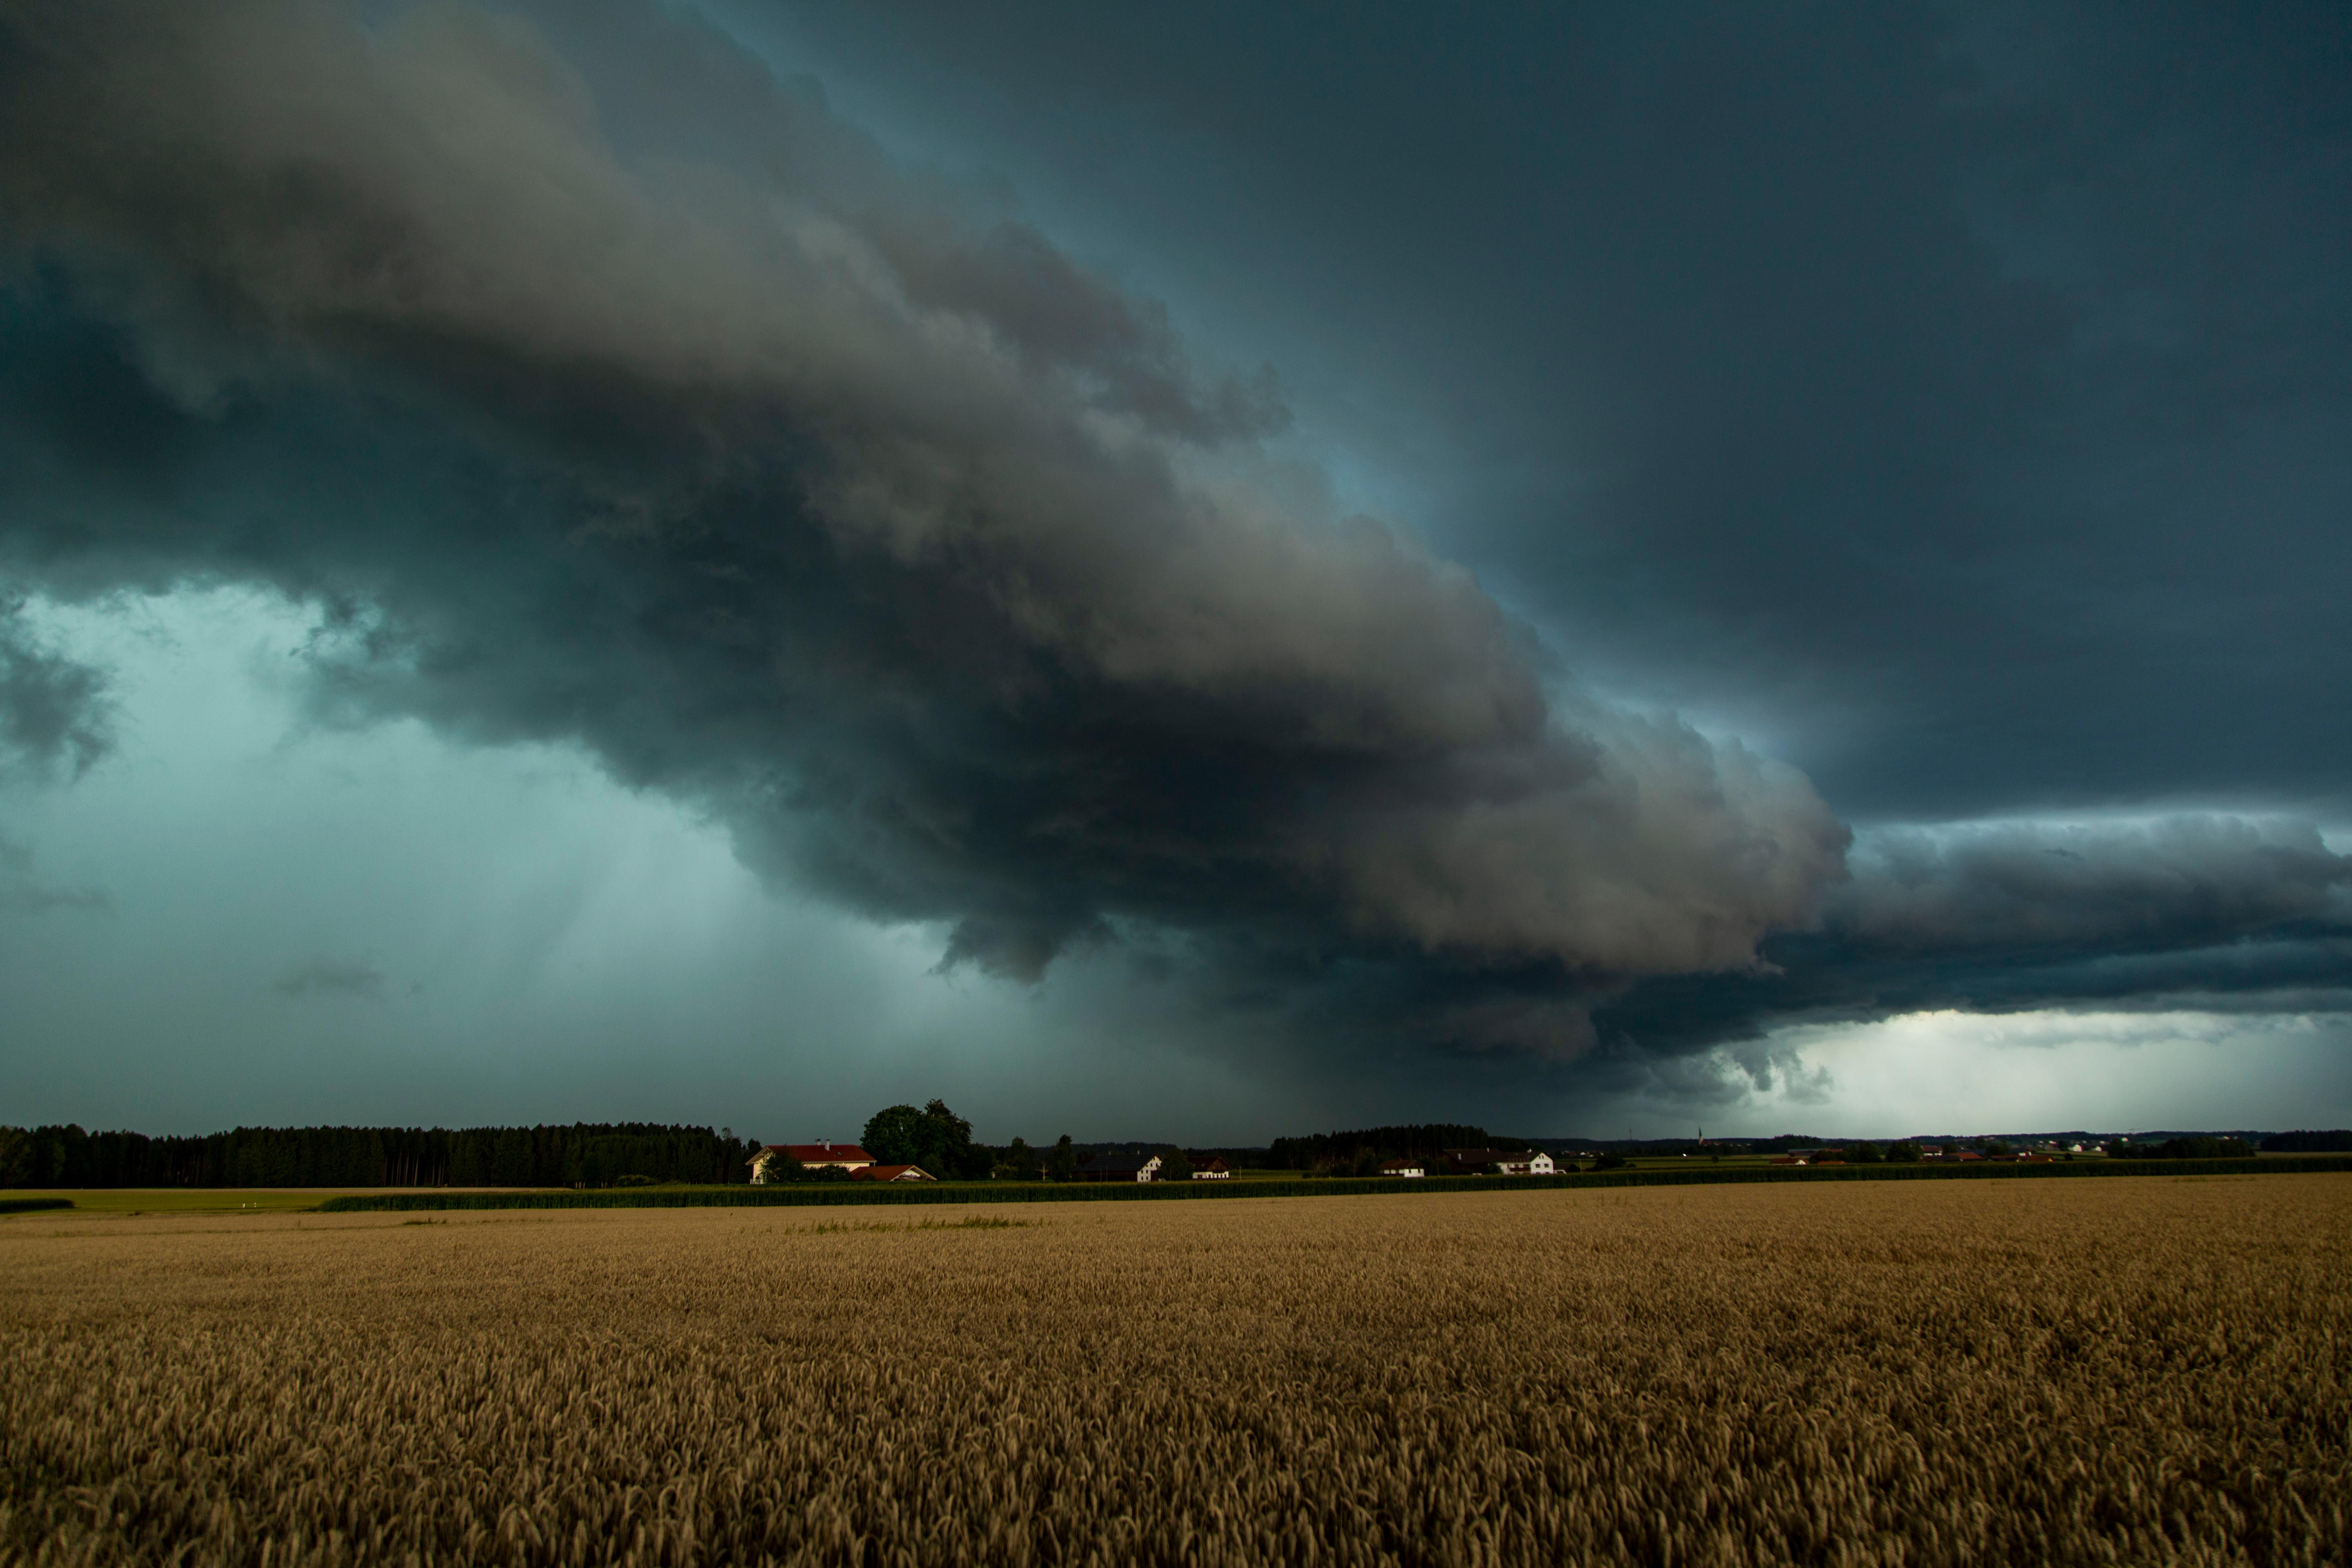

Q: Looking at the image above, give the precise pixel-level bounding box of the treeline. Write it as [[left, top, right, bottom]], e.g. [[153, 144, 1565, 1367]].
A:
[[2261, 1129, 2352, 1152], [853, 1104, 1144, 1184], [0, 1124, 756, 1188], [850, 1102, 1256, 1183], [1266, 1125, 1510, 1172]]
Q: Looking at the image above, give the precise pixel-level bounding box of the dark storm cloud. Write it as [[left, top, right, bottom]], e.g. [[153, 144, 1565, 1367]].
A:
[[1834, 818, 2351, 956], [1587, 817, 2352, 1065], [1193, 813, 2352, 1072], [758, 0, 2352, 822], [0, 0, 1845, 1009], [0, 0, 2344, 1081]]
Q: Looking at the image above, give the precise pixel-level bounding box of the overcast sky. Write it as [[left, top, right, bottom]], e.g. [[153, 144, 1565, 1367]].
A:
[[2, 0, 2347, 1144]]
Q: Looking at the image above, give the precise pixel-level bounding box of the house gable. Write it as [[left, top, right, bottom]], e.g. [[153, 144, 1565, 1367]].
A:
[[850, 1163, 935, 1182], [1075, 1152, 1164, 1182]]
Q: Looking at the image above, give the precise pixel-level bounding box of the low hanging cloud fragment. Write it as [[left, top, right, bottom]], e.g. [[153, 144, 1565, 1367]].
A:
[[270, 957, 390, 1002], [0, 833, 107, 916], [0, 600, 109, 780], [0, 0, 2344, 1079], [1588, 816, 2352, 1071]]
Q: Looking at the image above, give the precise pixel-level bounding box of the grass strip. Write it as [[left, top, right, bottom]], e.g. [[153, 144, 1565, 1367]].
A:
[[0, 1198, 74, 1215], [314, 1155, 2352, 1212]]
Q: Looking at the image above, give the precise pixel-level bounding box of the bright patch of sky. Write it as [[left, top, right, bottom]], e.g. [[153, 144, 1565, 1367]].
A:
[[1645, 1010, 2352, 1140], [0, 589, 1258, 1143]]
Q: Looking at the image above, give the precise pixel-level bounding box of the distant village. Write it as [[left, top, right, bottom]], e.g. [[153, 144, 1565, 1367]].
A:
[[1764, 1138, 2097, 1166], [746, 1138, 1570, 1185], [746, 1118, 2285, 1188]]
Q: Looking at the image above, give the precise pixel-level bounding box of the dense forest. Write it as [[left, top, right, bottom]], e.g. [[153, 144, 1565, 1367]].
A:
[[2261, 1129, 2352, 1152], [0, 1124, 757, 1188], [1266, 1125, 1510, 1171]]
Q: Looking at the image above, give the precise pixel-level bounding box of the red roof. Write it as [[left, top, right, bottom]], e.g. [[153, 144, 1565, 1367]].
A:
[[849, 1164, 934, 1182], [765, 1143, 875, 1164]]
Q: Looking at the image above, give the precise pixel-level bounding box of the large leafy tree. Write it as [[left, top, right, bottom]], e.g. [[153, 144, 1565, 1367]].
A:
[[862, 1105, 929, 1165], [862, 1100, 991, 1178]]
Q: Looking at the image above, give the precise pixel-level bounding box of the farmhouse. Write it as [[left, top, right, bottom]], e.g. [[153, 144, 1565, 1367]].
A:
[[1076, 1152, 1163, 1183], [850, 1163, 935, 1182], [1441, 1149, 1556, 1176], [1379, 1158, 1427, 1178], [748, 1140, 875, 1183], [1191, 1158, 1233, 1180]]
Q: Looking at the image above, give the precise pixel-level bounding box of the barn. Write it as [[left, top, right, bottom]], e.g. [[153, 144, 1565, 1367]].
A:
[[748, 1140, 876, 1183], [1075, 1153, 1163, 1183]]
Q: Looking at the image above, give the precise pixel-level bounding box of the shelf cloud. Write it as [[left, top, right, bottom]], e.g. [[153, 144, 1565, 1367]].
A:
[[1, 0, 2346, 1093]]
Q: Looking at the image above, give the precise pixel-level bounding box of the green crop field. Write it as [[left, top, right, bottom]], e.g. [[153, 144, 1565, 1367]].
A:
[[311, 1154, 2352, 1210], [0, 1188, 412, 1216], [14, 1156, 2345, 1222]]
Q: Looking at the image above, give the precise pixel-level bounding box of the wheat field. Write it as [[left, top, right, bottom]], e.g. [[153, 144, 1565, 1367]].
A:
[[3, 1176, 2347, 1566]]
